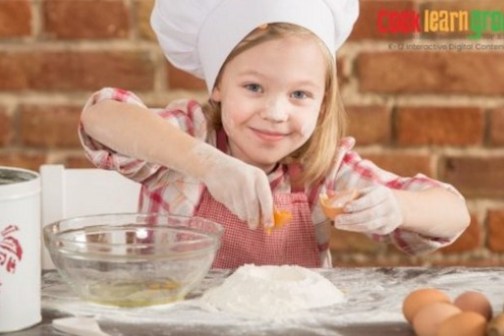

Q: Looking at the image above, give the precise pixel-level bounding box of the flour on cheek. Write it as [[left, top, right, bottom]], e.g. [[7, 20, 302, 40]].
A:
[[299, 114, 318, 138], [220, 107, 237, 139]]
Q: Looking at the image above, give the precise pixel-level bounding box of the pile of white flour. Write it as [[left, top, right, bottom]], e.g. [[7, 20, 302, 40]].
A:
[[200, 264, 345, 319]]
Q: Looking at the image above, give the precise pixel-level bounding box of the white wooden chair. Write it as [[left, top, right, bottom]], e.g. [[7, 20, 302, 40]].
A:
[[40, 164, 141, 269]]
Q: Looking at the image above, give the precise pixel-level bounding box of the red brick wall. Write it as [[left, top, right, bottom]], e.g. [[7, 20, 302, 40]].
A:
[[1, 0, 503, 266]]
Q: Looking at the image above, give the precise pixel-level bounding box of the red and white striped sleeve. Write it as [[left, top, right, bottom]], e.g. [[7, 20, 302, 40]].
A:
[[323, 137, 465, 255], [78, 87, 208, 186]]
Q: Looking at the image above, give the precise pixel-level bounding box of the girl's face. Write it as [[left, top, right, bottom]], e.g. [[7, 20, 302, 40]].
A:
[[211, 34, 327, 172]]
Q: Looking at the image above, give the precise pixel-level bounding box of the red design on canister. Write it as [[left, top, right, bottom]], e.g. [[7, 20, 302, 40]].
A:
[[0, 225, 23, 274]]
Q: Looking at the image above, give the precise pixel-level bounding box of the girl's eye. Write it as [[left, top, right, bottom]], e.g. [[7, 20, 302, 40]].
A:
[[244, 83, 262, 93], [291, 91, 309, 99]]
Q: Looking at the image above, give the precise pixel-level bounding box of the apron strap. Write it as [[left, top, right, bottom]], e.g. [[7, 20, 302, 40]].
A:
[[288, 163, 305, 193], [216, 128, 228, 152], [288, 163, 324, 207]]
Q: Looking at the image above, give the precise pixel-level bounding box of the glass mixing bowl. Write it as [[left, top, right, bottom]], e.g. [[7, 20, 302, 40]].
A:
[[44, 213, 223, 307]]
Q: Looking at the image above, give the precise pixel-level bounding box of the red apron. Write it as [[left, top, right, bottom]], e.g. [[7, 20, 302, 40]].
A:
[[195, 130, 322, 268]]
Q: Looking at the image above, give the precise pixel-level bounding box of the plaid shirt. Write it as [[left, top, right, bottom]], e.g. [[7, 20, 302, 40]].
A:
[[79, 87, 464, 259]]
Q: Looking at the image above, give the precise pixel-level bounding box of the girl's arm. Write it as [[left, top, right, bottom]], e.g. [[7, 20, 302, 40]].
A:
[[324, 137, 470, 254], [81, 98, 274, 228], [334, 185, 469, 241], [81, 99, 207, 179], [394, 187, 470, 240]]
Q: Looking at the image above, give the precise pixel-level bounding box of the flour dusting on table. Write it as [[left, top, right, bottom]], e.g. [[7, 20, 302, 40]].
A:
[[42, 267, 504, 335]]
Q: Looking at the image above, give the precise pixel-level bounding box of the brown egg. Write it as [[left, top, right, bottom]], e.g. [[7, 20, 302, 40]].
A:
[[412, 302, 461, 336], [487, 312, 504, 336], [438, 312, 486, 336], [402, 288, 451, 323], [454, 290, 492, 321], [319, 190, 359, 218]]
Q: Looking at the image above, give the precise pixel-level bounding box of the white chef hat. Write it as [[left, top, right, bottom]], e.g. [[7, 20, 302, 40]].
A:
[[151, 0, 359, 93]]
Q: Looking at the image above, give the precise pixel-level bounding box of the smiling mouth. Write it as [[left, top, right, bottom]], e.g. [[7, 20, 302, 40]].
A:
[[250, 127, 288, 141]]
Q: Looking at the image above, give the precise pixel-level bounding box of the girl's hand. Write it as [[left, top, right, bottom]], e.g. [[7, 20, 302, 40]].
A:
[[333, 186, 403, 235], [199, 149, 274, 230]]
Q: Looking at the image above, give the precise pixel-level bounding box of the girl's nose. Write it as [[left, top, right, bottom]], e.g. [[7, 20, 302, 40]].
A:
[[260, 97, 288, 122]]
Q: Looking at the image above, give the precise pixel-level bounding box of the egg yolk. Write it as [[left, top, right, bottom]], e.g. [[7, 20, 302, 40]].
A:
[[265, 209, 292, 234]]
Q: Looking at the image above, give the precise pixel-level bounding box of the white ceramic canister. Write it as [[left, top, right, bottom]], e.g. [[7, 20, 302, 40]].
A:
[[0, 166, 41, 332]]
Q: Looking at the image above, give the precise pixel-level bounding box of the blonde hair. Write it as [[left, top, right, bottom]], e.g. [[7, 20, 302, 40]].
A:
[[202, 23, 346, 187]]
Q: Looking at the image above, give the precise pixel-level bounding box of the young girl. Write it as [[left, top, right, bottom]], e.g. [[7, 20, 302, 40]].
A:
[[79, 0, 470, 268]]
